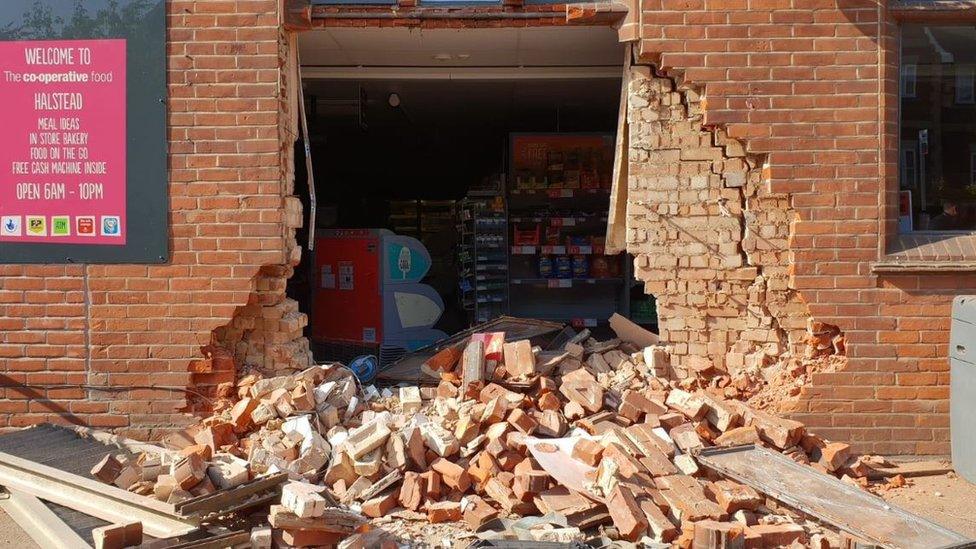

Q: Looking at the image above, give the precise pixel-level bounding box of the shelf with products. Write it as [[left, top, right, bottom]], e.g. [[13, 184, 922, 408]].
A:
[[509, 215, 608, 226], [511, 278, 625, 287], [510, 245, 607, 256], [457, 176, 510, 325], [506, 133, 630, 326]]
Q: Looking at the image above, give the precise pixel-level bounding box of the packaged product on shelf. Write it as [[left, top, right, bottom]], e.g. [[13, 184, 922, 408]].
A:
[[591, 235, 606, 254], [571, 254, 589, 278], [555, 255, 572, 279], [514, 224, 540, 246], [566, 235, 591, 248], [544, 226, 561, 246], [538, 255, 553, 279], [590, 256, 611, 278]]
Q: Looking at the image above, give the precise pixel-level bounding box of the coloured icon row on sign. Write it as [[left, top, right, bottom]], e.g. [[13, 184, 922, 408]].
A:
[[0, 215, 121, 237]]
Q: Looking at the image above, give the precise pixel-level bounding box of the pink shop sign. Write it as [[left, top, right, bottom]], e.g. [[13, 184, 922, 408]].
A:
[[0, 39, 126, 245]]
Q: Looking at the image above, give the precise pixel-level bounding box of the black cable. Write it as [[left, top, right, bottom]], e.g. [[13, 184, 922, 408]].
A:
[[0, 383, 215, 404]]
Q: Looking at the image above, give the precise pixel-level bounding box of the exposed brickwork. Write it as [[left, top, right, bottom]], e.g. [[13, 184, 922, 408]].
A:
[[626, 67, 812, 379], [628, 1, 966, 454], [0, 0, 964, 457], [0, 0, 309, 439]]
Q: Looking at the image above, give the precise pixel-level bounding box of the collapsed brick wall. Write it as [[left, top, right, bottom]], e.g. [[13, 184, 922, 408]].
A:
[[0, 0, 310, 439], [626, 66, 817, 378], [624, 1, 966, 454], [187, 18, 313, 413]]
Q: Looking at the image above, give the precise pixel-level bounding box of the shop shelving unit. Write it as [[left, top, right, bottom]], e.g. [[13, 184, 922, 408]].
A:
[[505, 133, 632, 330], [457, 180, 510, 325]]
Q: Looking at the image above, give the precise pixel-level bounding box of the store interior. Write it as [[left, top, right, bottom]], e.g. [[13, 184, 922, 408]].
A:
[[290, 27, 657, 364]]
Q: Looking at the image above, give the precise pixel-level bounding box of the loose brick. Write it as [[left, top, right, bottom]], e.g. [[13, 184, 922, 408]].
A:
[[431, 457, 471, 492], [608, 486, 647, 541], [503, 340, 536, 378], [693, 520, 745, 549], [398, 471, 424, 511], [748, 523, 806, 546], [361, 490, 398, 518], [571, 438, 604, 466], [705, 480, 762, 513], [462, 495, 499, 530], [427, 501, 463, 523]]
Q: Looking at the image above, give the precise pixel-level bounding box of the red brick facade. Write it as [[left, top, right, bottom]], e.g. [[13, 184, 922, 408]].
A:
[[632, 0, 970, 454], [0, 0, 969, 455], [0, 0, 303, 440]]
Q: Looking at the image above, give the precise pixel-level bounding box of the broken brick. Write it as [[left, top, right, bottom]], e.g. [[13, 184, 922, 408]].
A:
[[571, 438, 604, 466], [462, 495, 499, 530], [714, 425, 762, 447], [431, 457, 471, 492], [748, 523, 806, 546], [91, 454, 124, 485], [361, 490, 398, 518], [608, 486, 647, 542], [427, 501, 463, 523], [503, 340, 536, 378], [92, 521, 141, 549], [705, 480, 762, 514], [693, 520, 745, 549], [818, 442, 851, 472], [507, 408, 538, 435], [398, 471, 424, 511]]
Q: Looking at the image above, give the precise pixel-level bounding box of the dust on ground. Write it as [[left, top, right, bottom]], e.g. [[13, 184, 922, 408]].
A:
[[878, 473, 976, 538]]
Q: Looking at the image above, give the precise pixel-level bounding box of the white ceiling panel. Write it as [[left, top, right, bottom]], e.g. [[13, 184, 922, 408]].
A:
[[299, 26, 622, 68]]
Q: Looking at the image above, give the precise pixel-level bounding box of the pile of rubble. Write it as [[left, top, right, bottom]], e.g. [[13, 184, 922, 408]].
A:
[[86, 326, 891, 548]]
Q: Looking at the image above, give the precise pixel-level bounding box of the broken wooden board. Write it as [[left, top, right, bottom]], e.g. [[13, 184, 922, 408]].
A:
[[863, 460, 953, 480], [695, 445, 971, 549], [174, 472, 288, 515]]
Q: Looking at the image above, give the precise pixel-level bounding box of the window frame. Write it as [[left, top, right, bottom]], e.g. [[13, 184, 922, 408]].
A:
[[901, 62, 917, 99], [901, 140, 918, 191]]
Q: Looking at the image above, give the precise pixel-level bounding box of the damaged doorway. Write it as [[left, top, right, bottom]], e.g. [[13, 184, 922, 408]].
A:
[[289, 26, 655, 366]]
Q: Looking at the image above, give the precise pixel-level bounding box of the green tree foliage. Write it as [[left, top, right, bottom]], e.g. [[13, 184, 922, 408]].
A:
[[1, 0, 156, 41]]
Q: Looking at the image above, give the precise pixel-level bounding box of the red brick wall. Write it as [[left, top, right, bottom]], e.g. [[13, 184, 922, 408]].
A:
[[0, 0, 296, 440], [636, 1, 964, 454]]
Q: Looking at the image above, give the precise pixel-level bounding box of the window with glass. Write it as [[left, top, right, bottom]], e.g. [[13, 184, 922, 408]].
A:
[[900, 25, 976, 232]]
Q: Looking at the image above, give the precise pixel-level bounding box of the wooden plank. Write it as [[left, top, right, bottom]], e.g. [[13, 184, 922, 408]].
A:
[[175, 472, 288, 515], [696, 445, 971, 549], [604, 46, 633, 255], [141, 530, 251, 549], [863, 461, 953, 480], [0, 451, 197, 538], [0, 490, 92, 549]]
